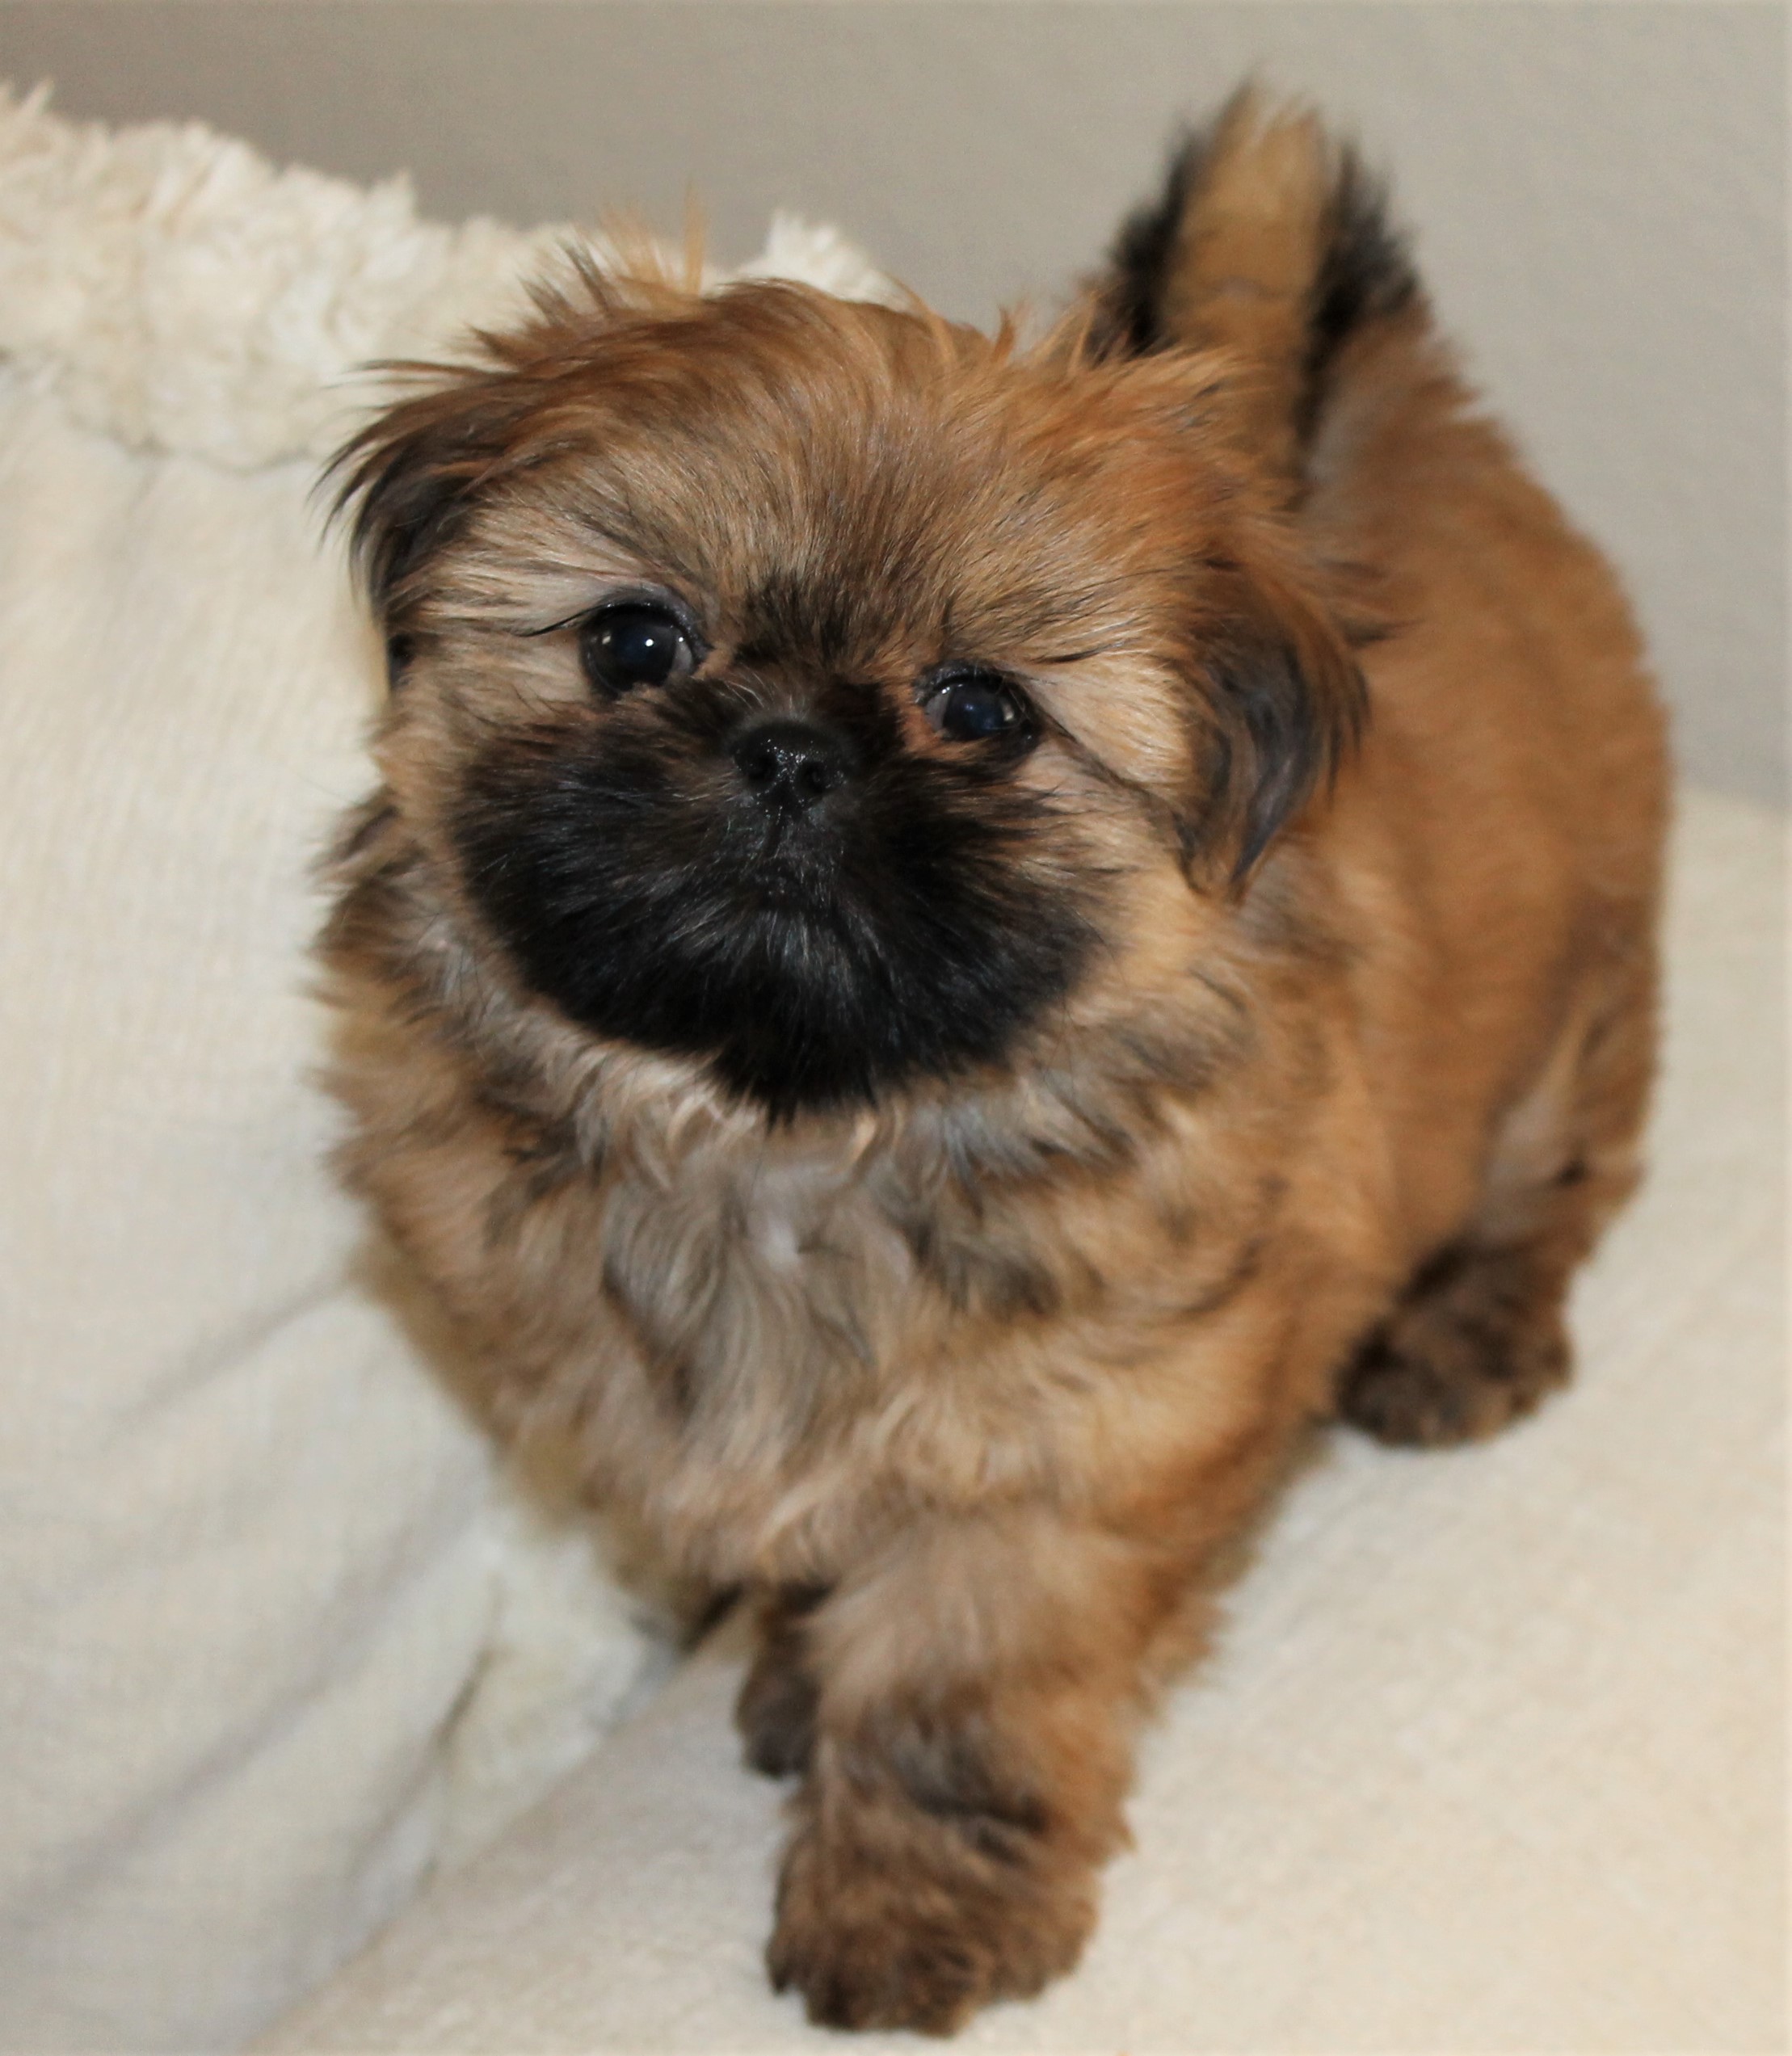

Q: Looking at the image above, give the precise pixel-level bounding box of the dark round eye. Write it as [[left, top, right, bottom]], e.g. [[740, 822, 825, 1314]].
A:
[[922, 670, 1032, 744], [579, 603, 698, 696]]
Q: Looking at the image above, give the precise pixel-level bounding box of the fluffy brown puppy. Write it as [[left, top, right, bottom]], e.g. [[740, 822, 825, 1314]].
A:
[[322, 93, 1666, 2033]]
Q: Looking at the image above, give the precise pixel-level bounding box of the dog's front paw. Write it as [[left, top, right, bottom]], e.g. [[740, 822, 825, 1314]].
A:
[[767, 1788, 1091, 2033]]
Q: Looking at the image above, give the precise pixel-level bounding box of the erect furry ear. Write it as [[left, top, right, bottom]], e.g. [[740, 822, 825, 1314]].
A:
[[1188, 556, 1369, 881]]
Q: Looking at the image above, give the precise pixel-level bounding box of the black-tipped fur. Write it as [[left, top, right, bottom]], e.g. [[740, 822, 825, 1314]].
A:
[[1096, 143, 1199, 362], [1298, 147, 1420, 444], [1095, 99, 1420, 452]]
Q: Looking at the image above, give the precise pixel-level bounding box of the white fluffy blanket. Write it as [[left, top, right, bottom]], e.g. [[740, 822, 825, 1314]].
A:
[[0, 82, 890, 467]]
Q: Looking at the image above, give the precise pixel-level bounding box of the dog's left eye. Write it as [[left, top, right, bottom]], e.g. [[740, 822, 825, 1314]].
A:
[[921, 671, 1033, 744], [580, 603, 698, 696]]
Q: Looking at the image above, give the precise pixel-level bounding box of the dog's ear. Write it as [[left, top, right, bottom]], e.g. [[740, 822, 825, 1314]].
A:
[[327, 368, 547, 666], [329, 254, 696, 656], [1184, 553, 1369, 882]]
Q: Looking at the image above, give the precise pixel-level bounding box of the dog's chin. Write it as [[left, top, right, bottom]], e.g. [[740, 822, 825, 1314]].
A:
[[452, 746, 1097, 1119], [478, 888, 1069, 1117]]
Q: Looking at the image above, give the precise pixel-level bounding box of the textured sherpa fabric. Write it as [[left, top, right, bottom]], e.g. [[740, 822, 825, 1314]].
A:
[[0, 84, 893, 469], [0, 85, 890, 2056], [259, 789, 1788, 2054]]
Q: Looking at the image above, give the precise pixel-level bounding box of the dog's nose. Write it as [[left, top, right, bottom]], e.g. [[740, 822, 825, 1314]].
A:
[[730, 719, 850, 814]]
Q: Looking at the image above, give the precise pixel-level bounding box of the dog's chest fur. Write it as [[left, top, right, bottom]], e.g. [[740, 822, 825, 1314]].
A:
[[597, 1130, 910, 1415], [330, 822, 1346, 1577], [477, 1108, 1072, 1573]]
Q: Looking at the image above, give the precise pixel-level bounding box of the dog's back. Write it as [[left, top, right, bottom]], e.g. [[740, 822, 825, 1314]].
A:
[[1098, 90, 1668, 1440]]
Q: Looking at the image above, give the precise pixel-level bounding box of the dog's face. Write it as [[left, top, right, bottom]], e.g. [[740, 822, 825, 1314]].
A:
[[338, 273, 1362, 1116]]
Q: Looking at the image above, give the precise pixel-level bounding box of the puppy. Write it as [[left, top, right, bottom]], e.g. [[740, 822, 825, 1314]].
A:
[[321, 91, 1666, 2033]]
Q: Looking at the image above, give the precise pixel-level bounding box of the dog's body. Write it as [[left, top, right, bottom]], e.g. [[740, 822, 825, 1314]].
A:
[[322, 97, 1665, 2032]]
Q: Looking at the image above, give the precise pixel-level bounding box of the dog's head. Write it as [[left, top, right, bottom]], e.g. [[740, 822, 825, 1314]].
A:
[[333, 267, 1363, 1117]]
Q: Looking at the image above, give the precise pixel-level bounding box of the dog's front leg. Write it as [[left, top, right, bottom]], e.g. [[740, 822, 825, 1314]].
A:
[[765, 1508, 1176, 2033]]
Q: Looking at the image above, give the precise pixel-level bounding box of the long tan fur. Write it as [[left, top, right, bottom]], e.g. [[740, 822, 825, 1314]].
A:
[[321, 97, 1665, 2033]]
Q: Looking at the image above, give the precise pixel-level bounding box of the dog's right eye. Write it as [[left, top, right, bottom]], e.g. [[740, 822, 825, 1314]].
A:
[[579, 604, 698, 696]]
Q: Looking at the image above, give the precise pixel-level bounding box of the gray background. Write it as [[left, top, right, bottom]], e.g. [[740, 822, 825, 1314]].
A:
[[2, 0, 1784, 803]]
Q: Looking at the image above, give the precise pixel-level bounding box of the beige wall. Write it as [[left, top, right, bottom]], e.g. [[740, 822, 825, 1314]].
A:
[[2, 0, 1784, 803]]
